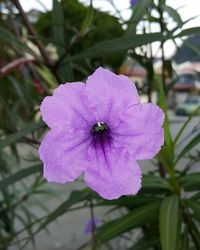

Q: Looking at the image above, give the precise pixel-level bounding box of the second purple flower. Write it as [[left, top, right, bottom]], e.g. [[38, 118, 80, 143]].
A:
[[130, 0, 138, 7]]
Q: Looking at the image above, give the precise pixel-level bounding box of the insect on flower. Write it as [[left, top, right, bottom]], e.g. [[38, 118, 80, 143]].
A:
[[39, 67, 164, 200]]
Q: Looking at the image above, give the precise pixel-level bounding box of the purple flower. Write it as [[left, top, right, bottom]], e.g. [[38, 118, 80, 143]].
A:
[[39, 67, 164, 200], [84, 217, 101, 234], [130, 0, 138, 7]]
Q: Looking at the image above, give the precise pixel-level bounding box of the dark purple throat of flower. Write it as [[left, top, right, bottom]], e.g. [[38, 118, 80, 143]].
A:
[[91, 122, 112, 146]]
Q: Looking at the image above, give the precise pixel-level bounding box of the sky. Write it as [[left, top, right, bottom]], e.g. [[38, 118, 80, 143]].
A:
[[19, 0, 200, 57]]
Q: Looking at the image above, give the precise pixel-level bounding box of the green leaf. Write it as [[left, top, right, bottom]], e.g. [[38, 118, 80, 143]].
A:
[[173, 105, 200, 146], [64, 27, 200, 63], [157, 81, 173, 150], [52, 0, 74, 82], [188, 218, 200, 248], [127, 0, 152, 33], [157, 80, 174, 171], [36, 65, 57, 88], [0, 121, 45, 150], [179, 227, 189, 250], [98, 201, 160, 243], [171, 16, 199, 35], [175, 133, 200, 164], [131, 0, 152, 23], [186, 200, 200, 221], [20, 204, 37, 244], [52, 0, 65, 55], [159, 195, 180, 250], [70, 32, 166, 61], [179, 173, 200, 191], [35, 188, 92, 234], [8, 76, 27, 106], [184, 40, 200, 57], [190, 192, 200, 200], [162, 5, 182, 27], [127, 237, 159, 250], [80, 0, 94, 35], [0, 27, 34, 55], [177, 27, 200, 37], [0, 164, 42, 191], [157, 144, 174, 172], [97, 196, 161, 207], [142, 175, 170, 190]]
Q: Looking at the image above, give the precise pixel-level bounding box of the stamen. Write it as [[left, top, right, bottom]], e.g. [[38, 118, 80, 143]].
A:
[[92, 122, 108, 135]]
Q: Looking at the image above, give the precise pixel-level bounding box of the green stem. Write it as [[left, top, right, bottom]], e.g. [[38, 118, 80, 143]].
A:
[[89, 199, 100, 250], [168, 168, 180, 195]]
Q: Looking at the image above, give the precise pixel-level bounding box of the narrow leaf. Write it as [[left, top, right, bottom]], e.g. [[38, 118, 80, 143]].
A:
[[0, 164, 42, 190], [80, 0, 94, 35], [177, 27, 200, 37], [52, 0, 65, 55], [179, 173, 200, 191], [184, 40, 200, 56], [35, 188, 92, 234], [142, 175, 170, 190], [36, 65, 57, 88], [162, 5, 182, 27], [175, 133, 200, 164], [127, 0, 152, 33], [0, 27, 34, 55], [52, 0, 74, 81], [180, 228, 189, 250], [96, 195, 161, 207], [173, 105, 200, 146], [127, 238, 159, 250], [0, 121, 45, 150], [70, 32, 166, 61], [65, 27, 200, 62], [99, 201, 160, 243], [186, 199, 200, 221], [159, 195, 180, 250], [157, 81, 173, 150], [157, 80, 174, 171]]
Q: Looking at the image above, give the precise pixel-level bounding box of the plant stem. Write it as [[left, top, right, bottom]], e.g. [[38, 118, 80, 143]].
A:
[[158, 0, 166, 94], [11, 0, 61, 83], [89, 199, 100, 250], [182, 202, 200, 249]]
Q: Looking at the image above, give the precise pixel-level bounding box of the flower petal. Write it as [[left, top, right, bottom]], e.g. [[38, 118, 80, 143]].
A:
[[112, 103, 164, 160], [39, 128, 91, 183], [84, 144, 142, 200], [40, 82, 93, 129], [85, 67, 139, 125]]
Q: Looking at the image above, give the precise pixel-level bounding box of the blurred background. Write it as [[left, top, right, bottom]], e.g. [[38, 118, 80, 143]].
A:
[[0, 0, 200, 249]]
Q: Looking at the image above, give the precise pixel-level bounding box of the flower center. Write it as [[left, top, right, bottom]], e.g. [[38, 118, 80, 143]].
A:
[[92, 122, 108, 135]]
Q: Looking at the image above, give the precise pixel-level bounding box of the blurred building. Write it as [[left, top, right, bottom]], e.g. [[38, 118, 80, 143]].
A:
[[119, 58, 147, 89], [119, 58, 160, 103], [173, 61, 200, 105], [119, 57, 200, 108]]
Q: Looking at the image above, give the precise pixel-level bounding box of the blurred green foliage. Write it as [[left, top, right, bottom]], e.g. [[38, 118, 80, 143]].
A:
[[34, 0, 124, 79]]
